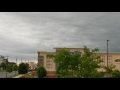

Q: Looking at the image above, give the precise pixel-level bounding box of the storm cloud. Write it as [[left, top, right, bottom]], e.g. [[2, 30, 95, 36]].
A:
[[0, 12, 120, 64]]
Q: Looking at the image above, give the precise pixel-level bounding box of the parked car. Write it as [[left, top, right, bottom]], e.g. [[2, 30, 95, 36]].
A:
[[103, 75, 110, 78]]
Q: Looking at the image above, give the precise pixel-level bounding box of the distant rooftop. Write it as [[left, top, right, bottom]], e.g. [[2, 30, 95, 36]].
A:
[[95, 52, 120, 54], [37, 51, 47, 53], [37, 51, 55, 53], [53, 47, 85, 49]]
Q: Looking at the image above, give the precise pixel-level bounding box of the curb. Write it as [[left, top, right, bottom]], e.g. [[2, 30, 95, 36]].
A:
[[13, 75, 23, 78]]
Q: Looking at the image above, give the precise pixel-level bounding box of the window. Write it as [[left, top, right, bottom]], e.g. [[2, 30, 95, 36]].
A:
[[108, 56, 112, 65], [70, 51, 82, 55], [101, 55, 105, 66], [46, 59, 53, 68], [115, 59, 120, 62], [38, 56, 44, 66]]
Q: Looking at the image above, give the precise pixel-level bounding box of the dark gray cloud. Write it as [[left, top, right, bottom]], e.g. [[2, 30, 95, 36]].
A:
[[0, 12, 120, 64]]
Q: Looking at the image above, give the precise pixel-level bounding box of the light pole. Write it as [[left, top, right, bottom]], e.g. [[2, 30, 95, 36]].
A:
[[15, 57, 17, 75], [25, 58, 26, 63], [107, 40, 109, 67], [16, 57, 17, 65], [21, 58, 22, 63]]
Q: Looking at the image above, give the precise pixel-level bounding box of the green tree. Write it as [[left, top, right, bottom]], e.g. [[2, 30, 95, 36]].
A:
[[47, 46, 104, 78], [18, 63, 28, 74], [111, 69, 120, 78], [0, 62, 6, 70], [13, 64, 18, 71], [13, 64, 18, 75], [25, 63, 29, 73], [35, 67, 37, 71], [7, 64, 13, 73], [0, 64, 1, 69], [37, 66, 47, 78], [103, 65, 115, 77], [0, 64, 2, 70]]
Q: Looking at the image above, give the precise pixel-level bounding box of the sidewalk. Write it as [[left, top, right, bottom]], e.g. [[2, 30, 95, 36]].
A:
[[13, 72, 33, 78], [13, 75, 23, 78]]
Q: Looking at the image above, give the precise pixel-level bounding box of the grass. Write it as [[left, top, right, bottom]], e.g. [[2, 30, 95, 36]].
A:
[[7, 74, 19, 78], [24, 73, 37, 78], [0, 70, 6, 72]]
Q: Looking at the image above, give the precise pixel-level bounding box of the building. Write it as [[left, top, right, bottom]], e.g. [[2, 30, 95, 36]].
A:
[[37, 47, 120, 78], [0, 55, 4, 64], [0, 55, 8, 64], [27, 62, 37, 70], [96, 52, 120, 71]]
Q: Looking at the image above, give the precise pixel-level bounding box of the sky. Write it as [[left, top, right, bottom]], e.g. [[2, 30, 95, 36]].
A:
[[0, 12, 120, 64]]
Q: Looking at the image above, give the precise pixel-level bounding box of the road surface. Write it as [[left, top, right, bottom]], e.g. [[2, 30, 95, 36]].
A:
[[0, 71, 18, 78]]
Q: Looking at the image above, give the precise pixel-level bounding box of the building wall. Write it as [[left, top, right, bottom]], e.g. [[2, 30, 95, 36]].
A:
[[28, 62, 37, 70], [55, 48, 85, 55], [95, 53, 120, 71], [0, 56, 8, 64], [38, 48, 86, 72], [0, 56, 4, 64], [38, 51, 56, 71], [38, 48, 120, 77], [111, 53, 120, 70]]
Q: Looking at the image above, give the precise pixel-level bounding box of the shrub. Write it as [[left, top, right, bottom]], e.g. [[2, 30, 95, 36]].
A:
[[111, 70, 120, 78], [18, 63, 29, 74], [37, 66, 47, 78]]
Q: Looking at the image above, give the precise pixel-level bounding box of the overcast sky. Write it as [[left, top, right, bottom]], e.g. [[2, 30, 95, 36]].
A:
[[0, 12, 120, 64]]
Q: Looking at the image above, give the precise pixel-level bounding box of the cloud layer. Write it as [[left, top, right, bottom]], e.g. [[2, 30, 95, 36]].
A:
[[0, 12, 120, 64]]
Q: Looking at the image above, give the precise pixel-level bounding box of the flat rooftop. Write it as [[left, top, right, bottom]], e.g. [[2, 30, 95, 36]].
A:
[[53, 47, 85, 49]]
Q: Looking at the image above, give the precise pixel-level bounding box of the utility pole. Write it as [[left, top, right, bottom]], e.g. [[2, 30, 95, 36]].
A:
[[6, 56, 8, 78], [28, 59, 29, 70]]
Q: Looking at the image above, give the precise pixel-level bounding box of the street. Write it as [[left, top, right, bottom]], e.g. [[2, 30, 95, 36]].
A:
[[0, 71, 18, 78]]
